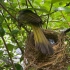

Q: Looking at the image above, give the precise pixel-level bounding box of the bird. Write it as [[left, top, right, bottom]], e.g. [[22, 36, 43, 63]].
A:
[[18, 9, 54, 55]]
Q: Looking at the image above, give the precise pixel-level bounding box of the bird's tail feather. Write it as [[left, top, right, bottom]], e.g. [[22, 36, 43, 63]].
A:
[[32, 26, 54, 55]]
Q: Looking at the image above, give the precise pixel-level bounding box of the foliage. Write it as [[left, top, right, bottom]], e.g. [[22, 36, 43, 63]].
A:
[[0, 0, 70, 70]]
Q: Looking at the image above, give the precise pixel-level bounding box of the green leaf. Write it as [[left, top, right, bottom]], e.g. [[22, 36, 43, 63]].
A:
[[0, 0, 4, 3], [0, 15, 4, 24], [0, 50, 3, 56], [51, 0, 70, 3], [35, 8, 49, 13], [64, 7, 70, 12], [51, 0, 62, 3], [0, 27, 5, 37], [68, 65, 70, 70], [0, 22, 2, 26], [11, 30, 19, 35], [6, 44, 15, 51], [0, 67, 3, 70], [55, 7, 70, 12], [15, 64, 23, 70]]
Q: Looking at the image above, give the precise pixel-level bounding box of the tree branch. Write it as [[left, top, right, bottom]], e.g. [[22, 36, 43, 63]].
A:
[[27, 0, 37, 13], [1, 12, 24, 54], [1, 36, 16, 70], [46, 2, 53, 29], [0, 3, 30, 33]]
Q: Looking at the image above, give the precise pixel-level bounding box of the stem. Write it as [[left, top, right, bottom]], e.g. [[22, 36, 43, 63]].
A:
[[1, 11, 24, 54], [1, 36, 16, 70], [46, 2, 53, 29], [0, 3, 29, 33], [17, 0, 21, 9], [27, 0, 37, 13], [25, 0, 28, 8]]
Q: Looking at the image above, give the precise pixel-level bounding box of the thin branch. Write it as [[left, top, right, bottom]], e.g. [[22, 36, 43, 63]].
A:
[[41, 2, 70, 17], [60, 11, 68, 22], [65, 2, 70, 7], [1, 12, 24, 54], [46, 2, 53, 29], [1, 36, 16, 70], [0, 3, 17, 21], [17, 0, 21, 9], [25, 0, 28, 8], [60, 11, 68, 25], [27, 0, 37, 13], [7, 0, 14, 9], [40, 10, 57, 17], [0, 3, 30, 33]]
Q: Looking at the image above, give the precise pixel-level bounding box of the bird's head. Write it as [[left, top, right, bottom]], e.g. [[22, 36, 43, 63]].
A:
[[18, 9, 43, 27]]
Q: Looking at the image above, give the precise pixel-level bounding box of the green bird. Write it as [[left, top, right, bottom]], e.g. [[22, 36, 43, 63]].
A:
[[18, 9, 54, 55]]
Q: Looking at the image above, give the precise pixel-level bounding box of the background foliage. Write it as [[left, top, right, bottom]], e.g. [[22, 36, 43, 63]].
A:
[[0, 0, 70, 70]]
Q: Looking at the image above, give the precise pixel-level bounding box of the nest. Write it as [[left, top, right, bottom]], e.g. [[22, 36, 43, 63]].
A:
[[24, 29, 70, 70]]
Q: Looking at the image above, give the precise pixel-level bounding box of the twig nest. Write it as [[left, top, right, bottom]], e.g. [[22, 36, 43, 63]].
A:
[[24, 29, 69, 70]]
